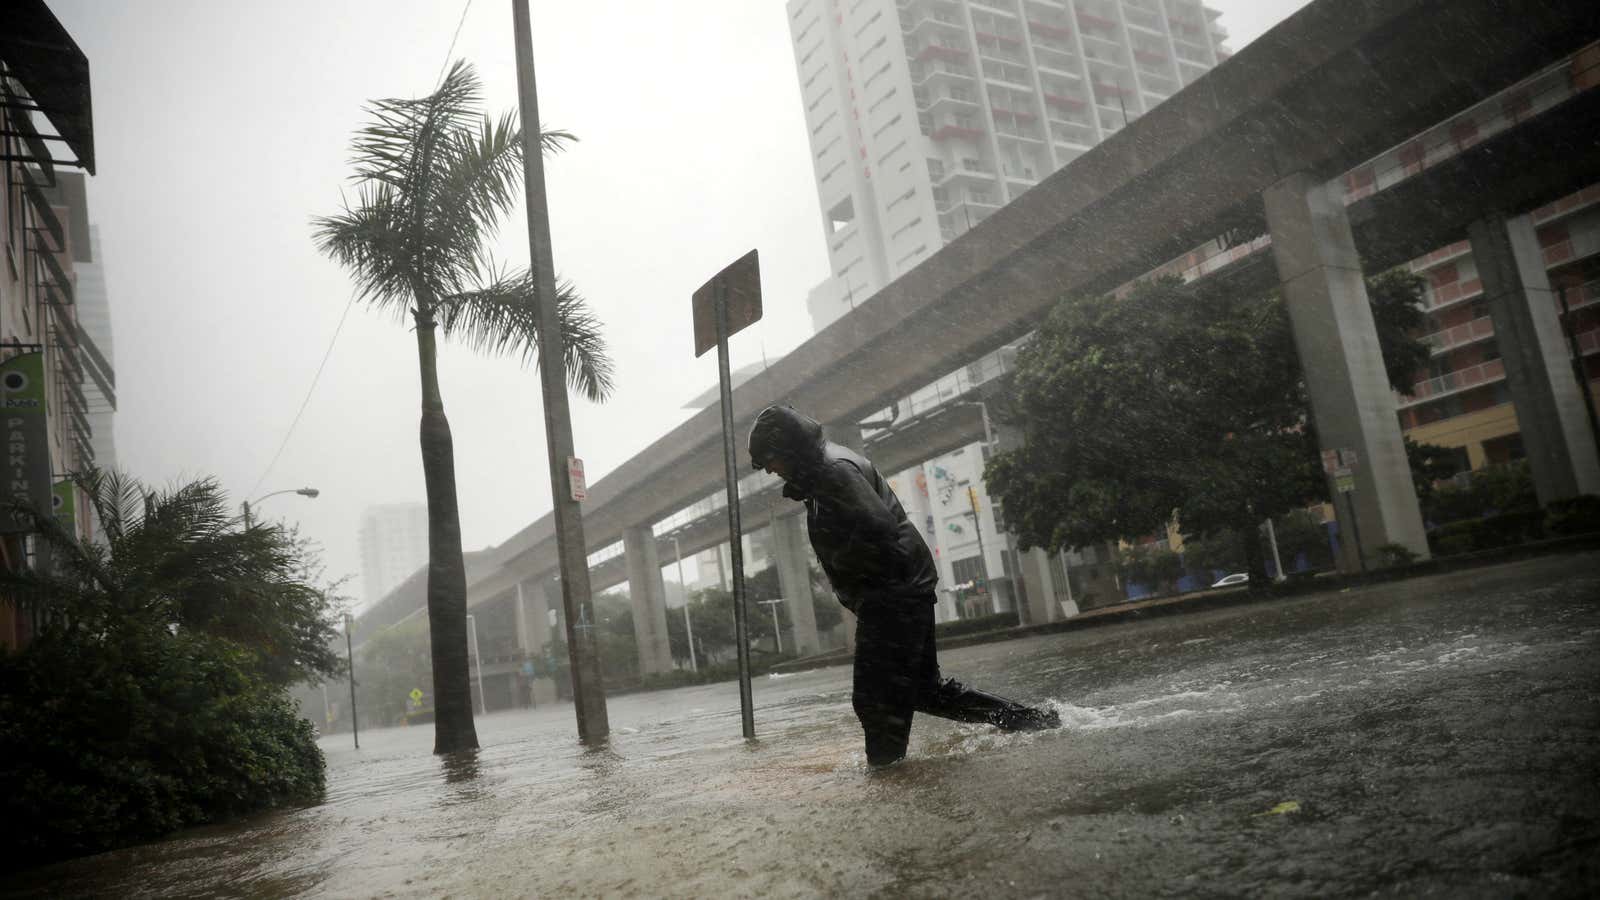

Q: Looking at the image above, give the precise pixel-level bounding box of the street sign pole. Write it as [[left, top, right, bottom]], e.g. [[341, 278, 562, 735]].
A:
[[717, 283, 756, 740], [694, 250, 762, 741], [511, 0, 608, 744]]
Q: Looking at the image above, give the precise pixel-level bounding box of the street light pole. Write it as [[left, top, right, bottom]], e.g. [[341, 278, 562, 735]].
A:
[[511, 0, 608, 744], [241, 486, 319, 527], [757, 598, 786, 654], [672, 535, 698, 673]]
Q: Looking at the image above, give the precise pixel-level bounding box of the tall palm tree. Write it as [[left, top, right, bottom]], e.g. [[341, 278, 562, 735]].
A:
[[313, 61, 614, 754]]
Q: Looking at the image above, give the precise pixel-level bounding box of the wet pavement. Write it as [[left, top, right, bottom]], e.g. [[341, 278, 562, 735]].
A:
[[9, 552, 1599, 898]]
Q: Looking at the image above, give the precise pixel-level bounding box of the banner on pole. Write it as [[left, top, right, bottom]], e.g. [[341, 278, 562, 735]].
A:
[[1, 352, 52, 534], [52, 478, 76, 537]]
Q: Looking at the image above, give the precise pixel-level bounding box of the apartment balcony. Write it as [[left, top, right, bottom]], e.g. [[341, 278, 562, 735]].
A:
[[930, 123, 986, 141], [1032, 45, 1083, 74], [917, 90, 981, 115], [994, 124, 1045, 145], [902, 13, 965, 37], [1091, 81, 1130, 103], [937, 196, 1003, 217], [917, 43, 971, 64], [974, 30, 1024, 48], [969, 0, 1019, 19], [932, 159, 1000, 187], [1027, 20, 1073, 41], [1426, 276, 1484, 312], [1080, 31, 1124, 52], [1420, 317, 1495, 356], [1397, 359, 1506, 409], [913, 66, 977, 93], [1077, 11, 1118, 32], [1043, 91, 1087, 111], [1578, 328, 1600, 357], [1133, 47, 1169, 67]]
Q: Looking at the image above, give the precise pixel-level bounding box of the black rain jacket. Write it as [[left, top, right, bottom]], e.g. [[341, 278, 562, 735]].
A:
[[748, 406, 937, 612]]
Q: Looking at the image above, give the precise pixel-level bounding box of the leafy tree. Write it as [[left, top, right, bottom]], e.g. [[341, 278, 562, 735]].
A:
[[987, 272, 1431, 583], [354, 617, 433, 727], [314, 62, 615, 754], [672, 563, 840, 664], [0, 472, 335, 862], [1406, 436, 1466, 511], [591, 590, 640, 682], [1116, 544, 1184, 596]]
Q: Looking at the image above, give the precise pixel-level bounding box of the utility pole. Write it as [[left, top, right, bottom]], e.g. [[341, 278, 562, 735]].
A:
[[672, 535, 698, 673], [511, 0, 608, 743], [344, 612, 359, 750]]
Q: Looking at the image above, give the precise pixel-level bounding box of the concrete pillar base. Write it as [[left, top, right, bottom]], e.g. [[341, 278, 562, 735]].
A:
[[623, 526, 674, 676], [771, 511, 821, 657], [1468, 214, 1600, 502], [1263, 172, 1430, 570]]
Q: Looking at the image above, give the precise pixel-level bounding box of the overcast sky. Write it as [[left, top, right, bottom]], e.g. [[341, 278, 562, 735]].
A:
[[49, 0, 1312, 609]]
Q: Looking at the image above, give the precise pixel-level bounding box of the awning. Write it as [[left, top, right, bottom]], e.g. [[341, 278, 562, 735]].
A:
[[0, 0, 94, 174]]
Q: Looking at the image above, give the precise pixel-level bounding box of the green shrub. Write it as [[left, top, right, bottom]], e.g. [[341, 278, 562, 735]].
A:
[[1426, 508, 1547, 557], [0, 626, 324, 863], [1375, 543, 1420, 568], [1545, 494, 1600, 536]]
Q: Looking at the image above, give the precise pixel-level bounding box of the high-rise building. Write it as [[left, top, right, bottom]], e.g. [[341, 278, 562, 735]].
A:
[[0, 3, 99, 648], [359, 503, 429, 609], [788, 0, 1227, 332], [75, 225, 116, 470]]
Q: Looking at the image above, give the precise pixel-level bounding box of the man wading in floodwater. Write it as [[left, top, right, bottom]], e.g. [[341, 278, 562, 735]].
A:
[[748, 405, 1059, 766]]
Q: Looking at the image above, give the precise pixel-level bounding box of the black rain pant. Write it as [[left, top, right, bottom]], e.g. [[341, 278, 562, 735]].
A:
[[852, 594, 1044, 766]]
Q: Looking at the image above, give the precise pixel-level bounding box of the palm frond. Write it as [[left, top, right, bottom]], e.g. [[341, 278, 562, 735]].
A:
[[438, 270, 616, 402], [311, 183, 417, 319]]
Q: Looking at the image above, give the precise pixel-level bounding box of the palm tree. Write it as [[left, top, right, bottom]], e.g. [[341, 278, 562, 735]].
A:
[[313, 61, 614, 754]]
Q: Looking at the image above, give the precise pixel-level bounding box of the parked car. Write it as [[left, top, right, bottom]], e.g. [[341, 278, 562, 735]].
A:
[[1210, 573, 1250, 588]]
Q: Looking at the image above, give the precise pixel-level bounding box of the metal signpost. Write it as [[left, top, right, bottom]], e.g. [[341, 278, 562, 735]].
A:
[[1324, 447, 1365, 572], [693, 249, 762, 740], [512, 0, 608, 743]]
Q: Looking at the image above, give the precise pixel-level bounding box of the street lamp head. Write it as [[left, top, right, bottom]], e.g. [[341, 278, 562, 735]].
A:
[[297, 488, 320, 499]]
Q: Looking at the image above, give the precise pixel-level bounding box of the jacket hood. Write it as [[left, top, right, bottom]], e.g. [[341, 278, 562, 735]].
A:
[[747, 405, 825, 471]]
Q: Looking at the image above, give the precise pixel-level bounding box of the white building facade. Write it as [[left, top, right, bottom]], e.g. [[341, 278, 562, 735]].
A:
[[358, 503, 430, 609], [789, 0, 1227, 332], [787, 0, 1225, 621]]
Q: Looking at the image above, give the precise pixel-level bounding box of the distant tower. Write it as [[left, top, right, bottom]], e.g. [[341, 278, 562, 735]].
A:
[[787, 0, 1228, 332], [358, 503, 429, 607]]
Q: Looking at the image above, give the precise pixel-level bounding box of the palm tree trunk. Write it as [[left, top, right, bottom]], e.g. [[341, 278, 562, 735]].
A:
[[413, 303, 479, 755]]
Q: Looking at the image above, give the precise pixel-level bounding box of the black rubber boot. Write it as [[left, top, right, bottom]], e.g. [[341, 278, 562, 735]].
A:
[[922, 679, 1061, 732]]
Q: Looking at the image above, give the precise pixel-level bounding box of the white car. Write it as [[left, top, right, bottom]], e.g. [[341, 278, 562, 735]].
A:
[[1210, 573, 1250, 588]]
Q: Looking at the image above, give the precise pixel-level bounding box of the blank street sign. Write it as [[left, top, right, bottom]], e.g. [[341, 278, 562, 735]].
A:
[[692, 249, 762, 358]]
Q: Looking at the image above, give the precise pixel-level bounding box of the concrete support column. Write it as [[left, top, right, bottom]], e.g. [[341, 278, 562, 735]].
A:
[[1263, 172, 1430, 569], [517, 579, 552, 658], [1020, 547, 1059, 625], [771, 510, 820, 657], [1467, 214, 1600, 501], [623, 525, 674, 676]]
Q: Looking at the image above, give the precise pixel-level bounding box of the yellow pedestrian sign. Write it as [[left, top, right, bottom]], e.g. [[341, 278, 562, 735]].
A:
[[409, 687, 424, 706]]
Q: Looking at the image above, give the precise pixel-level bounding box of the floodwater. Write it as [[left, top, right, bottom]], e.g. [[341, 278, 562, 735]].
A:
[[10, 553, 1599, 898]]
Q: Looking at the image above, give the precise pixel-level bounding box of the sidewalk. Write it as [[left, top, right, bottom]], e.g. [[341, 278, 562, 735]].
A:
[[771, 531, 1600, 675]]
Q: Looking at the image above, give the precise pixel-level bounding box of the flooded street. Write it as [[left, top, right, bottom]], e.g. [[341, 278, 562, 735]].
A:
[[12, 553, 1599, 898]]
